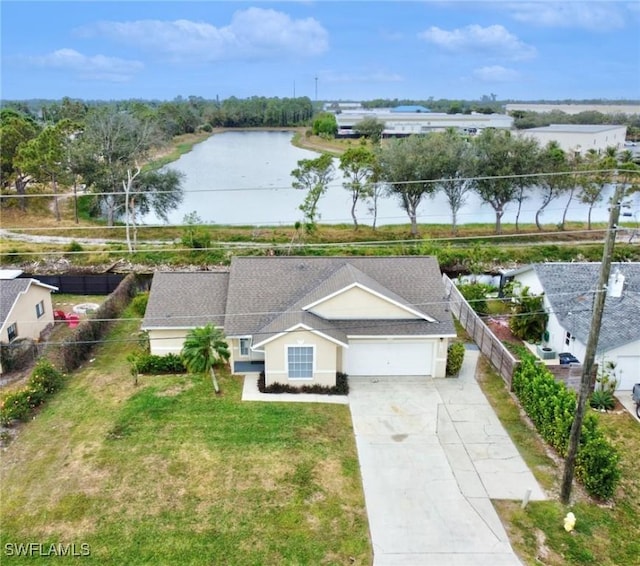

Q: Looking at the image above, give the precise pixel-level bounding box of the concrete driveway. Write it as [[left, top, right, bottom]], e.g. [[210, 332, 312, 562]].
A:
[[348, 347, 546, 566]]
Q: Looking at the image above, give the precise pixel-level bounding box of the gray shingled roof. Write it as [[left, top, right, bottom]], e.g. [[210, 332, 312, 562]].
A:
[[224, 256, 455, 338], [529, 262, 640, 353], [0, 279, 57, 326], [0, 279, 31, 325], [253, 310, 349, 347], [141, 272, 229, 329]]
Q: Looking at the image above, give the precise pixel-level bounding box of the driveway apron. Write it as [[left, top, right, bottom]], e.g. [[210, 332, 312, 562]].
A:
[[348, 347, 546, 566]]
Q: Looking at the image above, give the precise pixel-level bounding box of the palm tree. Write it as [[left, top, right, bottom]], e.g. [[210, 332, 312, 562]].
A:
[[181, 325, 230, 394]]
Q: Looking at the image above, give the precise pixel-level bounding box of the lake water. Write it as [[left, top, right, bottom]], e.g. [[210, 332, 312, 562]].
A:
[[144, 131, 621, 227]]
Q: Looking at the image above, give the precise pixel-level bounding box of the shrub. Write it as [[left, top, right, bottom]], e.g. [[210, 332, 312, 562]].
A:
[[130, 293, 149, 317], [130, 353, 186, 375], [589, 389, 615, 411], [257, 372, 348, 395], [512, 353, 620, 500], [66, 241, 84, 254], [446, 342, 465, 376], [0, 338, 37, 373], [0, 361, 65, 426], [457, 282, 493, 315], [60, 273, 139, 372]]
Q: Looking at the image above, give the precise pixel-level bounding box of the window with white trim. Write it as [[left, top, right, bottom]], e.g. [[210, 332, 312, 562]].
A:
[[287, 346, 313, 379], [239, 337, 251, 357], [36, 300, 45, 318], [7, 323, 18, 342]]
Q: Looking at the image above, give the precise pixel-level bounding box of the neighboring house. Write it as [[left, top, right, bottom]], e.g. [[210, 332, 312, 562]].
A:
[[505, 263, 640, 391], [142, 256, 456, 387], [0, 273, 59, 372]]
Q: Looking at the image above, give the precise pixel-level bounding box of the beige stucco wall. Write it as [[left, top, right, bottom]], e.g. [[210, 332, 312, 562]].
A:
[[309, 286, 419, 319], [147, 328, 189, 356], [228, 337, 264, 369], [0, 284, 54, 344], [434, 337, 448, 378], [263, 329, 339, 387]]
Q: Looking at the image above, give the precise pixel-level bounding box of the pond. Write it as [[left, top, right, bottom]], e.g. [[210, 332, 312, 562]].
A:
[[144, 131, 618, 228]]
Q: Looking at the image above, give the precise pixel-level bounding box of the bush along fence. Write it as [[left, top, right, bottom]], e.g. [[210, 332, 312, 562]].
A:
[[442, 274, 519, 389], [512, 353, 620, 500], [0, 361, 65, 426], [60, 273, 140, 372]]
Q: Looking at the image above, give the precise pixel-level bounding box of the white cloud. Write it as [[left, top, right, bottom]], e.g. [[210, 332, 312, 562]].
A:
[[24, 48, 143, 82], [419, 24, 536, 60], [473, 65, 520, 82], [505, 2, 626, 31], [76, 8, 328, 62]]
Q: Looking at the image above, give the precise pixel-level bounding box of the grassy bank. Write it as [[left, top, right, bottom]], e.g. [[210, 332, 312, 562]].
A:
[[0, 309, 370, 565]]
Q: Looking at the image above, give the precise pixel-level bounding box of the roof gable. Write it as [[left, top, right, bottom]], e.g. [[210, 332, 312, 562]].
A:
[[224, 256, 453, 338], [305, 284, 427, 320]]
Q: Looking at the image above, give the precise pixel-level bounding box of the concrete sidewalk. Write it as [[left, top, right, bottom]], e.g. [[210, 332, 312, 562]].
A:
[[349, 347, 546, 566], [615, 390, 640, 422]]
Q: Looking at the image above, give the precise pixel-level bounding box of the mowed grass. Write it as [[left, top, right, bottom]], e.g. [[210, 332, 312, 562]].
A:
[[0, 313, 370, 565], [477, 357, 640, 566]]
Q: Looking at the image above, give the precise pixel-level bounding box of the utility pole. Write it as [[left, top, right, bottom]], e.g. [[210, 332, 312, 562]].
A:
[[560, 183, 624, 504], [315, 76, 318, 102]]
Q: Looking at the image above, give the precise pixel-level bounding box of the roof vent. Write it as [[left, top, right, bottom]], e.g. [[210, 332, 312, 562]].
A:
[[608, 269, 625, 298]]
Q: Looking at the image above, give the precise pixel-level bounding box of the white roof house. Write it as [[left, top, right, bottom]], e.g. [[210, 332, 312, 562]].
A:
[[335, 109, 513, 137], [519, 124, 627, 155]]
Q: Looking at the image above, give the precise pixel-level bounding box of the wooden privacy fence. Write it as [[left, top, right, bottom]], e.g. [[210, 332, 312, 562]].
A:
[[442, 274, 519, 389]]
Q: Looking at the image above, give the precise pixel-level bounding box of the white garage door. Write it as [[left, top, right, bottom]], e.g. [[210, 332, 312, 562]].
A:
[[345, 340, 434, 376], [617, 356, 640, 390]]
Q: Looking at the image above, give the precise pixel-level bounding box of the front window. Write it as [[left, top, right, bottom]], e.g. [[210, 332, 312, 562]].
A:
[[7, 323, 17, 342], [240, 337, 251, 357], [287, 346, 314, 379], [36, 300, 45, 318]]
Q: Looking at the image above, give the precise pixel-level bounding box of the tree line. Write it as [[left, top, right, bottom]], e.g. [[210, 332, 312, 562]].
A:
[[292, 130, 640, 236]]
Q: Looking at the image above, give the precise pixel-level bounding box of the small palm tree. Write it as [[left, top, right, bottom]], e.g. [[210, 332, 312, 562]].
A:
[[181, 325, 230, 394]]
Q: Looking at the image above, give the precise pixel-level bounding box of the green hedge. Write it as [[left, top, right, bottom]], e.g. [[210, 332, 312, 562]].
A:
[[129, 353, 186, 375], [0, 360, 65, 426], [258, 372, 349, 395], [512, 354, 620, 500], [60, 273, 139, 372], [446, 342, 466, 376]]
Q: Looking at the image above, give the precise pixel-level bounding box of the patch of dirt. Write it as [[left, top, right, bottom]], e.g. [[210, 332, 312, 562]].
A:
[[485, 315, 523, 345]]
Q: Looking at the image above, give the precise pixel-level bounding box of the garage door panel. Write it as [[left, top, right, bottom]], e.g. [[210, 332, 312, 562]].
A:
[[617, 356, 640, 390], [346, 340, 433, 376]]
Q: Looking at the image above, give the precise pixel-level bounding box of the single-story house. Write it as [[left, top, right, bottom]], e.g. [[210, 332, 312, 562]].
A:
[[0, 271, 59, 372], [504, 262, 640, 390], [141, 256, 456, 387]]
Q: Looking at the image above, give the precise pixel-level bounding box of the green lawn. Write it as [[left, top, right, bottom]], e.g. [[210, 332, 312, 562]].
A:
[[0, 314, 370, 565], [477, 357, 640, 566]]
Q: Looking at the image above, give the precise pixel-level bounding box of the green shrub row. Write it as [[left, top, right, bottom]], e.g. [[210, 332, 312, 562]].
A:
[[512, 354, 620, 500], [0, 361, 65, 426], [258, 372, 349, 395], [129, 353, 186, 374], [446, 342, 466, 376], [60, 274, 139, 372]]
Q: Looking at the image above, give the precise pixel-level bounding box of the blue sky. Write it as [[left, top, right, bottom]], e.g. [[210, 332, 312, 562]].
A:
[[2, 1, 639, 102]]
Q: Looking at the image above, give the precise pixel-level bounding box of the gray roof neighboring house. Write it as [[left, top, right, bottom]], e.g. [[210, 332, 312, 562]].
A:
[[142, 256, 456, 341], [509, 262, 640, 353], [0, 279, 59, 327], [141, 272, 229, 329]]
